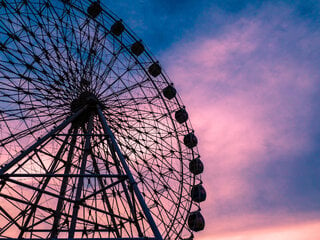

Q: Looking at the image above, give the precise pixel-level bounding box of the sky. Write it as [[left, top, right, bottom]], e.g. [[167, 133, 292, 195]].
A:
[[104, 0, 320, 239]]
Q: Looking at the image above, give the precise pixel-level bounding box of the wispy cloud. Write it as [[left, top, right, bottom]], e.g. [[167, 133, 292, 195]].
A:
[[163, 1, 320, 238], [199, 220, 320, 240]]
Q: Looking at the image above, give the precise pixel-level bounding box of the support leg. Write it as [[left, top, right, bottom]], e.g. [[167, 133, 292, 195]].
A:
[[50, 127, 79, 238], [11, 128, 73, 238], [0, 106, 87, 175], [97, 107, 162, 240], [68, 114, 94, 239]]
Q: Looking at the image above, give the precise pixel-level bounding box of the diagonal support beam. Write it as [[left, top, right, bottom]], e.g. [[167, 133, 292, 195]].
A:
[[93, 122, 143, 236], [51, 127, 79, 238], [81, 177, 127, 201], [18, 128, 73, 238], [68, 113, 94, 239], [0, 193, 116, 232], [0, 174, 126, 178], [97, 106, 163, 240], [0, 206, 21, 230], [90, 154, 121, 237], [0, 106, 87, 175]]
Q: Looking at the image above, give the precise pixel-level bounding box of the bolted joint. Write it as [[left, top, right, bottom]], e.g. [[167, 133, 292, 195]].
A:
[[70, 91, 103, 124]]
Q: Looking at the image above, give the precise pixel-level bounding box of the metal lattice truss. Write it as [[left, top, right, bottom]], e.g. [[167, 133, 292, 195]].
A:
[[0, 1, 203, 239]]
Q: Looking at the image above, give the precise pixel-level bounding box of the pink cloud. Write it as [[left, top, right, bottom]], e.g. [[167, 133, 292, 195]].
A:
[[198, 219, 320, 240], [162, 2, 320, 238]]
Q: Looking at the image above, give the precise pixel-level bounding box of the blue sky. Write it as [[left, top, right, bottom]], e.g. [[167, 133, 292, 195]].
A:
[[105, 0, 320, 239], [106, 0, 320, 51], [0, 0, 319, 239]]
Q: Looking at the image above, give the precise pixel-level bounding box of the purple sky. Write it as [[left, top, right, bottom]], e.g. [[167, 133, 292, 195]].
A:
[[106, 0, 320, 239]]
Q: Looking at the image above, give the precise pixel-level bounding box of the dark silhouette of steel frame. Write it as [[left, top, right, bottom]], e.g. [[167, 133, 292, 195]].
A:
[[0, 105, 163, 240]]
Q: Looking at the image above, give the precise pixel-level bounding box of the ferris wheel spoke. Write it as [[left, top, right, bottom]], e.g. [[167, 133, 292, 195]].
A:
[[92, 124, 144, 237], [16, 127, 73, 237], [107, 122, 189, 237], [0, 191, 116, 236], [102, 78, 150, 102], [0, 1, 204, 238], [0, 106, 86, 175], [0, 207, 22, 235], [4, 7, 76, 95], [0, 117, 60, 149], [108, 119, 180, 175], [90, 154, 122, 238], [82, 23, 101, 77], [66, 11, 93, 78], [0, 105, 62, 121], [94, 50, 119, 93], [96, 47, 127, 96], [97, 106, 163, 240]]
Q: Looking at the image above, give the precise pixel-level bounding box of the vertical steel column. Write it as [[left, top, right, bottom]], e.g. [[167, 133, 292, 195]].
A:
[[17, 128, 73, 238], [51, 127, 79, 238], [68, 114, 94, 239], [97, 107, 163, 240], [91, 155, 121, 237], [97, 130, 144, 236]]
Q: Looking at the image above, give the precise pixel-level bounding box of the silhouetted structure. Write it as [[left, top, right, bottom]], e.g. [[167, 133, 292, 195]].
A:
[[0, 1, 205, 239]]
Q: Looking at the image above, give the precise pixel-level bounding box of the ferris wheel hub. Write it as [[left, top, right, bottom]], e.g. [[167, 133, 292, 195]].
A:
[[0, 0, 205, 238], [70, 91, 102, 118]]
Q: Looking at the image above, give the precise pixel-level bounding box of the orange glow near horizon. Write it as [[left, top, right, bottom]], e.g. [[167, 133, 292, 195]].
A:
[[198, 220, 320, 240]]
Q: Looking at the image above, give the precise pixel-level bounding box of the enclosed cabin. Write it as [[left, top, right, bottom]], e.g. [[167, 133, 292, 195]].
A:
[[184, 132, 198, 148], [188, 211, 205, 232], [189, 157, 204, 175], [148, 62, 161, 77], [111, 20, 125, 36], [87, 1, 102, 18], [162, 84, 176, 100], [175, 108, 188, 124], [191, 184, 206, 203], [131, 41, 145, 56]]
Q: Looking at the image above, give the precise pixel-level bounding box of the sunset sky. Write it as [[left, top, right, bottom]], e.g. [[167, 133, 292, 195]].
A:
[[106, 0, 320, 239]]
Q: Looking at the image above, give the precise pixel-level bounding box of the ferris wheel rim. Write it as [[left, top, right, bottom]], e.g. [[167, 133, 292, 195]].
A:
[[0, 1, 204, 239]]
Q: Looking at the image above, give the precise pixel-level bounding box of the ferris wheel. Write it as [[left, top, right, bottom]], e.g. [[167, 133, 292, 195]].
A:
[[0, 1, 206, 239]]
